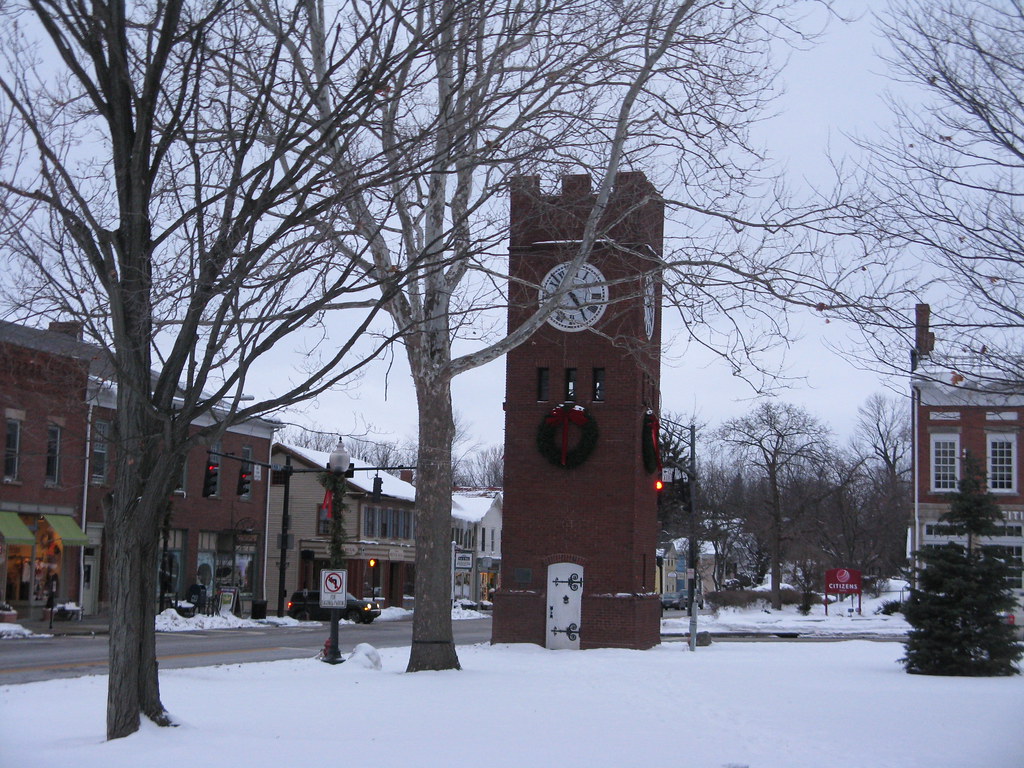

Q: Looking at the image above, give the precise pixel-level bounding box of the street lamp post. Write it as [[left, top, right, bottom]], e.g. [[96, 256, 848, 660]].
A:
[[276, 455, 292, 618], [686, 423, 699, 652], [322, 439, 351, 665]]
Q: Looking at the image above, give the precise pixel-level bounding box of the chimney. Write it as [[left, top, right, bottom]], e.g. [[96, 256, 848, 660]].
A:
[[400, 469, 414, 485], [48, 321, 84, 341], [914, 304, 935, 357]]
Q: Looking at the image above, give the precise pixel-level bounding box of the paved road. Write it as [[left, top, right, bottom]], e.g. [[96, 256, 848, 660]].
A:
[[0, 618, 495, 685]]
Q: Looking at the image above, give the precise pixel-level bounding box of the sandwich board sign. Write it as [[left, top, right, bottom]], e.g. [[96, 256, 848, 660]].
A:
[[319, 569, 348, 608]]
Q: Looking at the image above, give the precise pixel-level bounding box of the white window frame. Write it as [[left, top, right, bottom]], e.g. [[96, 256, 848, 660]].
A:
[[45, 423, 62, 485], [987, 432, 1016, 493], [90, 419, 110, 485], [5, 418, 21, 480], [930, 433, 960, 492]]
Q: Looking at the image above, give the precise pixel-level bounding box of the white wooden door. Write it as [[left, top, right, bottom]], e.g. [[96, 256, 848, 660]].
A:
[[546, 562, 583, 650]]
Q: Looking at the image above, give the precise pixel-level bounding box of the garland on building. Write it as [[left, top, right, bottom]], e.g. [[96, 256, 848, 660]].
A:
[[642, 410, 661, 475], [537, 403, 599, 468]]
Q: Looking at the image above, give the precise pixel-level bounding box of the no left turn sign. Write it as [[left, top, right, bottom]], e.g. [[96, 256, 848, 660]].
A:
[[319, 569, 348, 608]]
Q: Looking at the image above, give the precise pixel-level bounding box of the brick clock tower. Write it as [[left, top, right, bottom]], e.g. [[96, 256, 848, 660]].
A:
[[492, 172, 663, 650]]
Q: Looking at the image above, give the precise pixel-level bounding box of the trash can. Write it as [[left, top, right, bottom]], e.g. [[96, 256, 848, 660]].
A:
[[250, 600, 267, 620]]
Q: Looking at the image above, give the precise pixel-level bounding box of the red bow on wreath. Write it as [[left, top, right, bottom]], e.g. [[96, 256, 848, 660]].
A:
[[648, 412, 662, 472], [320, 489, 334, 519], [546, 405, 589, 466]]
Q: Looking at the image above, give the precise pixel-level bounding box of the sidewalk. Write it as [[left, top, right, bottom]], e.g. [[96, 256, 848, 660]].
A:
[[13, 610, 111, 636]]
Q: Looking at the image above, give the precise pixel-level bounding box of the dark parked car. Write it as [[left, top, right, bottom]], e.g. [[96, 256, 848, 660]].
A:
[[286, 590, 382, 623], [660, 590, 704, 611]]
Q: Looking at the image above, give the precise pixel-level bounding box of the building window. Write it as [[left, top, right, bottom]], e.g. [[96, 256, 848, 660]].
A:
[[987, 434, 1015, 492], [365, 506, 414, 540], [196, 532, 217, 593], [45, 423, 62, 484], [564, 368, 577, 401], [537, 367, 550, 401], [5, 418, 20, 480], [592, 368, 605, 401], [317, 503, 331, 535], [158, 529, 186, 599], [91, 419, 110, 485], [983, 545, 1023, 590], [931, 434, 959, 492]]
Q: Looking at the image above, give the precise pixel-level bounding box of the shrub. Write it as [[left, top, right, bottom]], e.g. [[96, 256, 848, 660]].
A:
[[706, 587, 807, 611], [876, 599, 903, 616]]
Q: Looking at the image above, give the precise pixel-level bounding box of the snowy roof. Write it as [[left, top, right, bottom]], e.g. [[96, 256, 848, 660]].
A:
[[913, 355, 1024, 406], [278, 443, 417, 502], [451, 490, 502, 523], [671, 538, 716, 557]]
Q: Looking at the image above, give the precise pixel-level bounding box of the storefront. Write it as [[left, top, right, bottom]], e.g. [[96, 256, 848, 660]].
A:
[[1, 509, 88, 616]]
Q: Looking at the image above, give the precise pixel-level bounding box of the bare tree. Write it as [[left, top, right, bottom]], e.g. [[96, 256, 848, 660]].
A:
[[854, 393, 911, 480], [455, 444, 504, 488], [853, 0, 1024, 384], [717, 400, 833, 609], [0, 0, 427, 739], [255, 0, 841, 673]]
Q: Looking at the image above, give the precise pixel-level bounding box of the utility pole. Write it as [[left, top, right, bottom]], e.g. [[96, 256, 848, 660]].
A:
[[687, 423, 698, 652], [276, 455, 292, 618]]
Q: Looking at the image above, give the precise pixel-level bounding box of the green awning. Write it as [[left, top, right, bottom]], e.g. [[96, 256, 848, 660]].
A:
[[0, 511, 35, 546], [43, 514, 89, 547]]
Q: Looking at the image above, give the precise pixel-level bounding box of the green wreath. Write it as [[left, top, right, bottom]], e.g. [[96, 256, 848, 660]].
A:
[[537, 403, 599, 468], [641, 410, 661, 475]]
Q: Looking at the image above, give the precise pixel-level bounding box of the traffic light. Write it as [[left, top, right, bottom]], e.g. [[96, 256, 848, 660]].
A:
[[368, 558, 377, 568], [202, 459, 220, 497], [678, 475, 693, 514], [236, 466, 252, 496], [371, 475, 383, 502]]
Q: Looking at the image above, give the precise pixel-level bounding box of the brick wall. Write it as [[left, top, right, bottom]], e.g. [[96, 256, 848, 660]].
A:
[[494, 173, 663, 649]]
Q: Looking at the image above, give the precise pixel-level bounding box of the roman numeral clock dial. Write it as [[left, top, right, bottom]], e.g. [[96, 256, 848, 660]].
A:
[[539, 262, 609, 332]]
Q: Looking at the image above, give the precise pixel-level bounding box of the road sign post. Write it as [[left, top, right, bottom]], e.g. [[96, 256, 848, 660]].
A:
[[320, 569, 348, 665]]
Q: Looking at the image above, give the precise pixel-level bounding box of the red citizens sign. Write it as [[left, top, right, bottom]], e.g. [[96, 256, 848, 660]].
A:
[[824, 568, 863, 615], [825, 568, 862, 593]]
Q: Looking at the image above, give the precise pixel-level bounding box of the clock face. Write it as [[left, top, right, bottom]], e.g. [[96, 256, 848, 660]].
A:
[[643, 274, 656, 339], [539, 262, 609, 332]]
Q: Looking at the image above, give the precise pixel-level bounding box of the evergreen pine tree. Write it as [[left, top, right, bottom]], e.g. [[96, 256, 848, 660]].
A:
[[903, 454, 1022, 676]]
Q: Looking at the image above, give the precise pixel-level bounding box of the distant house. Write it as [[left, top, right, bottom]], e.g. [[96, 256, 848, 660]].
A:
[[266, 444, 505, 612], [452, 489, 502, 604], [910, 305, 1024, 624], [267, 443, 418, 610]]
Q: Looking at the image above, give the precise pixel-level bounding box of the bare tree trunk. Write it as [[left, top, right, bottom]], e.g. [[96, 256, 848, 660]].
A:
[[104, 397, 181, 738], [105, 511, 169, 738], [407, 375, 459, 672]]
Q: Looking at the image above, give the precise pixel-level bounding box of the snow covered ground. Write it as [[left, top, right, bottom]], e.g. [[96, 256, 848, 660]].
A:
[[3, 637, 1022, 767], [664, 591, 913, 638], [2, 591, 1021, 767]]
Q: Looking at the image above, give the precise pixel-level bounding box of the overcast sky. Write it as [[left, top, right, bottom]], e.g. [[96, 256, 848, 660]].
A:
[[276, 3, 915, 455]]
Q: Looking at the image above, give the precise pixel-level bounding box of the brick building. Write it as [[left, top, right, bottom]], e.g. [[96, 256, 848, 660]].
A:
[[493, 172, 663, 650], [0, 319, 276, 619], [910, 305, 1024, 624]]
